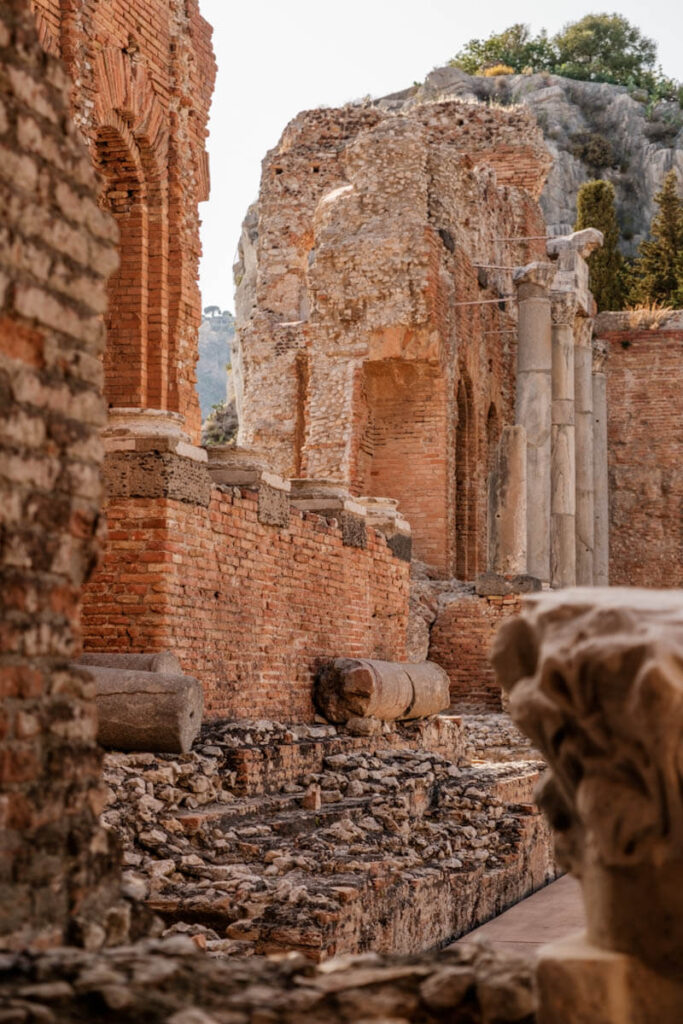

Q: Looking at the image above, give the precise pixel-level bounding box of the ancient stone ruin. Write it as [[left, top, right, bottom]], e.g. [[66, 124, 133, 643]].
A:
[[0, 0, 682, 1020]]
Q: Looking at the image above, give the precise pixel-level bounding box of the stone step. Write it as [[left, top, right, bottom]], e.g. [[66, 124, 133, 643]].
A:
[[147, 809, 555, 960], [105, 717, 553, 962]]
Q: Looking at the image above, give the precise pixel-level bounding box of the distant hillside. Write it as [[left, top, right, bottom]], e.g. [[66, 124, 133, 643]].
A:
[[197, 310, 234, 420], [377, 67, 683, 255]]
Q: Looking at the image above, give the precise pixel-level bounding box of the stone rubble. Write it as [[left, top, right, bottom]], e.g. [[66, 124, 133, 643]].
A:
[[100, 717, 553, 960], [0, 936, 538, 1023]]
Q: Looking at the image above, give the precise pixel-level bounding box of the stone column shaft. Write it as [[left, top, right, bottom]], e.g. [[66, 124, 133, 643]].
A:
[[488, 424, 527, 575], [575, 319, 595, 584], [593, 339, 609, 586], [514, 262, 556, 583], [550, 293, 577, 588]]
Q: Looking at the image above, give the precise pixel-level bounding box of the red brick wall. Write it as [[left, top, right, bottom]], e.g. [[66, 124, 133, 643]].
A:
[[82, 488, 410, 720], [29, 0, 215, 439], [597, 317, 683, 587], [357, 362, 451, 572], [429, 595, 521, 711], [0, 0, 119, 949]]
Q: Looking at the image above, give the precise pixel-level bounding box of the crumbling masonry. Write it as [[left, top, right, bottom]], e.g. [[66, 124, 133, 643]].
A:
[[1, 0, 683, 1019]]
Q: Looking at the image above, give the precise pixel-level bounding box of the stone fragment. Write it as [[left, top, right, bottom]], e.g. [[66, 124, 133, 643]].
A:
[[419, 966, 475, 1008], [316, 659, 449, 723], [78, 651, 182, 674], [492, 587, 683, 978], [77, 665, 204, 753]]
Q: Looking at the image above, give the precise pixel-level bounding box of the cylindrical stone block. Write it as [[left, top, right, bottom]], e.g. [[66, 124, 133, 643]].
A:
[[593, 347, 609, 586], [550, 300, 577, 588], [78, 651, 182, 674], [315, 658, 450, 723], [514, 263, 556, 583], [77, 665, 204, 754], [575, 327, 595, 584], [488, 425, 527, 576]]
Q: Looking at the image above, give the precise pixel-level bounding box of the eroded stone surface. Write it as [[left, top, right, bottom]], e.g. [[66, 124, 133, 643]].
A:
[[0, 939, 539, 1022], [100, 718, 555, 960], [492, 587, 683, 976]]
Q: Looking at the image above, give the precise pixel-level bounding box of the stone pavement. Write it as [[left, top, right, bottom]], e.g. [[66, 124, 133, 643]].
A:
[[456, 874, 585, 956]]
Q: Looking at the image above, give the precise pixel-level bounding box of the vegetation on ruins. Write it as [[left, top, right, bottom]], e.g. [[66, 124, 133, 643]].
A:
[[625, 171, 683, 307], [575, 180, 624, 311], [451, 14, 682, 104], [201, 398, 238, 446]]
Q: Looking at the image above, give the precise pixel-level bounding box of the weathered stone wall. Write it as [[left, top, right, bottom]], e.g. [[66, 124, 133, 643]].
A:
[[595, 312, 683, 588], [0, 0, 120, 949], [82, 483, 409, 720], [29, 0, 215, 439], [430, 595, 521, 711], [235, 101, 550, 578]]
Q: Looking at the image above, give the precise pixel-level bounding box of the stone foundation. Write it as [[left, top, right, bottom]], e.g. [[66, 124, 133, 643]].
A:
[[100, 715, 556, 961]]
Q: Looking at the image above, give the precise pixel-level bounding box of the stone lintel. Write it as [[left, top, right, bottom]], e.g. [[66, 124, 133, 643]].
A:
[[104, 450, 212, 506], [102, 408, 208, 464], [546, 228, 604, 260]]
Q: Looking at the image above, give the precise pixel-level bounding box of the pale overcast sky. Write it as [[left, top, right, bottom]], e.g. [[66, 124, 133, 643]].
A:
[[197, 0, 683, 311]]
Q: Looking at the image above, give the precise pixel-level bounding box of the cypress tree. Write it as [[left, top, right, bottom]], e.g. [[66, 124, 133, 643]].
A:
[[627, 170, 683, 306], [575, 180, 624, 311]]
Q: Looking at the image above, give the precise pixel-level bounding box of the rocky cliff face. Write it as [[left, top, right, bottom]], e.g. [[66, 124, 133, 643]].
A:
[[197, 311, 235, 419], [377, 67, 683, 255]]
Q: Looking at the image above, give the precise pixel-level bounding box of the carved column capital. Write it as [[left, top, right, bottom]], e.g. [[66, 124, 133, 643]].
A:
[[592, 337, 609, 373], [550, 290, 578, 326], [492, 587, 683, 975], [513, 261, 556, 291]]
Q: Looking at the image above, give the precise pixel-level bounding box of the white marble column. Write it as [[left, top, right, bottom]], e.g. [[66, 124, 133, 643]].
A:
[[514, 261, 556, 583], [488, 424, 527, 575], [550, 292, 577, 588], [575, 317, 595, 584], [592, 338, 609, 586]]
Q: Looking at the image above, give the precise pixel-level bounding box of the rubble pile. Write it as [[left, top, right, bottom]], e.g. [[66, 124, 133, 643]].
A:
[[101, 718, 554, 960], [0, 937, 538, 1023], [460, 716, 537, 764]]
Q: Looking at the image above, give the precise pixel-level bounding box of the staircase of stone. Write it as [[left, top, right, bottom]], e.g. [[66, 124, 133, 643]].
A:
[[102, 714, 555, 961]]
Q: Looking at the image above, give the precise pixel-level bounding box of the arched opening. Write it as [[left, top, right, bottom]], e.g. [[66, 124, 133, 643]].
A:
[[95, 124, 148, 408], [138, 143, 169, 411], [455, 373, 477, 579], [355, 361, 450, 574]]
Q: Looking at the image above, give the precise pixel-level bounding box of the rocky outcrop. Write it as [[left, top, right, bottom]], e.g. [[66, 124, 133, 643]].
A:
[[377, 66, 683, 255], [197, 311, 235, 419]]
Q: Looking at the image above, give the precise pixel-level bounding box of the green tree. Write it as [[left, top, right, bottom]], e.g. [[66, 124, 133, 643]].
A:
[[553, 14, 657, 87], [451, 23, 556, 75], [449, 15, 675, 99], [575, 180, 624, 311], [627, 171, 683, 306]]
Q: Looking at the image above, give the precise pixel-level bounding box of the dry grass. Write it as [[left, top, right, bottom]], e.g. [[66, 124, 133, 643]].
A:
[[625, 300, 676, 330]]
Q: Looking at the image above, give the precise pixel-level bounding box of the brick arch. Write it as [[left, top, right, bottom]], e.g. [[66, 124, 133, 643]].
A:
[[95, 116, 149, 408], [455, 371, 478, 580], [32, 8, 59, 56], [92, 51, 171, 413], [93, 47, 168, 167]]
